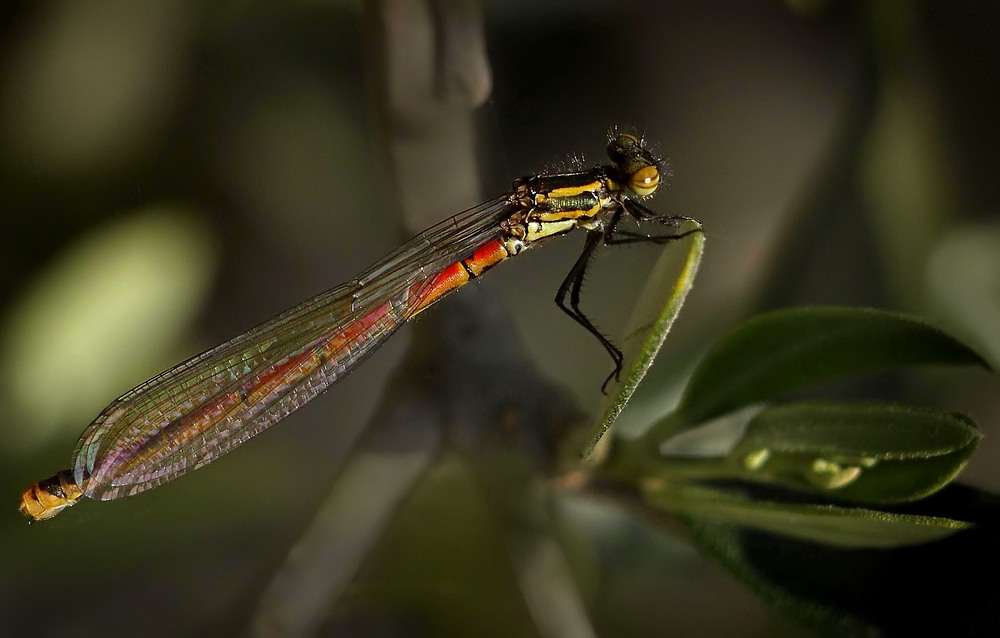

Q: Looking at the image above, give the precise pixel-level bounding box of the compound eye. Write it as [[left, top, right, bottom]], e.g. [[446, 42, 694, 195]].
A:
[[629, 165, 659, 197]]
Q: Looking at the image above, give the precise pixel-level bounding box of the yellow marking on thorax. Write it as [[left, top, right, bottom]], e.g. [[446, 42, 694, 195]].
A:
[[525, 220, 576, 242], [545, 180, 604, 199]]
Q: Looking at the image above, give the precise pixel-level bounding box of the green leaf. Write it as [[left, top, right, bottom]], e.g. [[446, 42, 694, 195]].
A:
[[675, 307, 989, 428], [729, 402, 980, 502], [687, 519, 882, 637], [583, 223, 704, 463], [641, 482, 970, 549]]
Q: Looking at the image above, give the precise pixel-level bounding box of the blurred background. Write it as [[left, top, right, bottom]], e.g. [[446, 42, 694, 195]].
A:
[[1, 1, 998, 636]]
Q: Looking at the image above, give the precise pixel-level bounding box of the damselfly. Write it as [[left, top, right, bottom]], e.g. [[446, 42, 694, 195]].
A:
[[20, 131, 700, 521]]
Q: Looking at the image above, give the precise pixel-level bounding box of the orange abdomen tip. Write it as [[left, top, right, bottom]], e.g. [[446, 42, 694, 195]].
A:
[[19, 470, 83, 522]]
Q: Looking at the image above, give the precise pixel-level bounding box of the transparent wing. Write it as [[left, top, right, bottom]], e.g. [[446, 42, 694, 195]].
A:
[[73, 194, 516, 500]]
